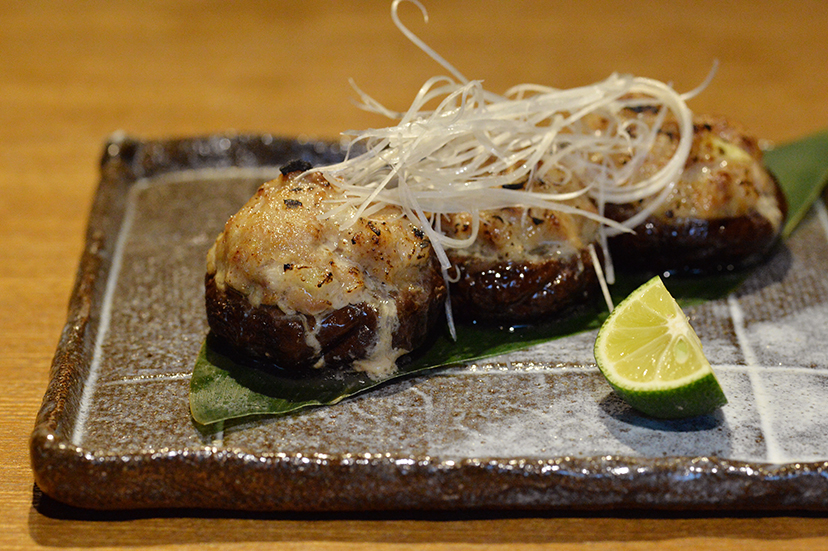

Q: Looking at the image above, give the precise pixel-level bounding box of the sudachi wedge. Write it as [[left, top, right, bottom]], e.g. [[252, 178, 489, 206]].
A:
[[594, 276, 727, 419]]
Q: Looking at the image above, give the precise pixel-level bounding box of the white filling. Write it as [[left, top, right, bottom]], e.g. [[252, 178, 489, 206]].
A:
[[352, 298, 404, 379]]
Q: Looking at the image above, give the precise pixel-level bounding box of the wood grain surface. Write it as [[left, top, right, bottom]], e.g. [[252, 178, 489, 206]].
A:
[[3, 0, 828, 548]]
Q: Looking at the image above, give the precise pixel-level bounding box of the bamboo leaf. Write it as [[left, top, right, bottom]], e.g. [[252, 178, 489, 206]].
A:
[[763, 130, 828, 238], [189, 310, 600, 426]]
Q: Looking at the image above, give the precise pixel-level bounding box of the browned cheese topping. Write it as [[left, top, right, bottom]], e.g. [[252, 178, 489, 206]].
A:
[[627, 112, 784, 231], [441, 177, 600, 263]]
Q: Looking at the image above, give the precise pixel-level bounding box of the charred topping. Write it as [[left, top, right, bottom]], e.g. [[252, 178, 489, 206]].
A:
[[624, 105, 661, 115], [283, 263, 294, 271], [367, 221, 382, 237], [279, 159, 314, 175], [501, 181, 526, 190], [658, 128, 678, 141], [284, 198, 303, 208], [317, 272, 334, 287]]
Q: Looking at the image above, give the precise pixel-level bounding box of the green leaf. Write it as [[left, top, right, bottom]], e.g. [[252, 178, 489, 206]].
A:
[[189, 310, 601, 426], [191, 129, 828, 426], [189, 271, 746, 426], [763, 130, 828, 238]]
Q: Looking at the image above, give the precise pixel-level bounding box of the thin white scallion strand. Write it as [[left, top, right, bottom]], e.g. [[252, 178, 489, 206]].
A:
[[589, 243, 614, 312], [682, 60, 719, 101], [598, 228, 616, 286], [391, 0, 468, 85]]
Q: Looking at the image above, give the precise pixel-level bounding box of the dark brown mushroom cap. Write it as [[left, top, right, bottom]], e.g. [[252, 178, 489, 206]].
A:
[[447, 247, 599, 322], [205, 268, 445, 371]]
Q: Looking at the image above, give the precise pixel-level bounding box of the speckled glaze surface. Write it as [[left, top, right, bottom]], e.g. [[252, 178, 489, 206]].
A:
[[29, 134, 828, 512]]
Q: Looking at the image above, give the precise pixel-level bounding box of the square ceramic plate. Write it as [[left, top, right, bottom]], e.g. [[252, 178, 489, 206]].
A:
[[30, 133, 828, 511]]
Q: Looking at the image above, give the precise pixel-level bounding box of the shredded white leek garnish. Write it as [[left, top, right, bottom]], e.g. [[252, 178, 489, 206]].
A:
[[309, 0, 712, 335]]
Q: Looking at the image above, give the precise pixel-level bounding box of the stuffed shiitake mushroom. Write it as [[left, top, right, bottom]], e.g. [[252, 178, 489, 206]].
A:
[[205, 162, 446, 378], [603, 113, 786, 273], [442, 177, 602, 322]]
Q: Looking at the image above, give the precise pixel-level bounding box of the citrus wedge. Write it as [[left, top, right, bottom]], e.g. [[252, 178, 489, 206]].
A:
[[594, 276, 727, 419]]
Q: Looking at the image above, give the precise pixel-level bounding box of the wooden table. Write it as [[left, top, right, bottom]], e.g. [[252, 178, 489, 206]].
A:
[[3, 1, 828, 548]]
